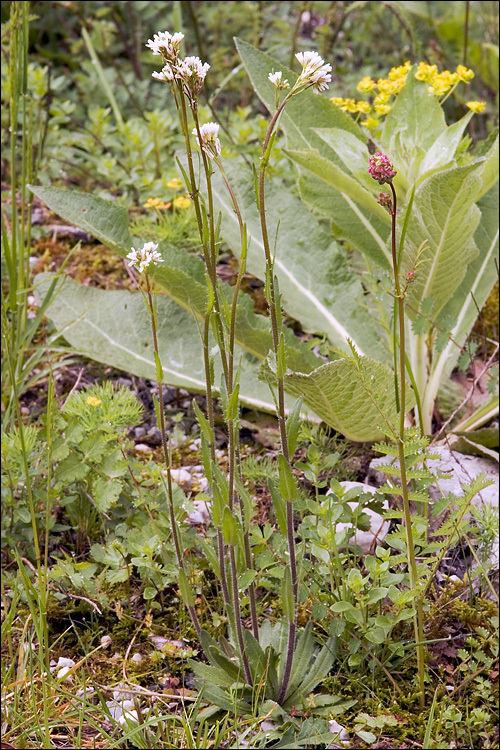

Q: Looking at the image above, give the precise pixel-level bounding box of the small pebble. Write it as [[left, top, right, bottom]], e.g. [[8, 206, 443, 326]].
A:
[[119, 709, 139, 725], [100, 635, 112, 648], [134, 443, 153, 453], [57, 666, 73, 682], [130, 652, 143, 663], [56, 657, 76, 669], [168, 468, 192, 486]]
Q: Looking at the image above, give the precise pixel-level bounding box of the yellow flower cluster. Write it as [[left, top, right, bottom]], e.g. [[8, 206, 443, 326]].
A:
[[331, 61, 412, 123], [331, 97, 372, 114], [414, 61, 475, 96], [332, 61, 484, 131], [466, 101, 485, 113]]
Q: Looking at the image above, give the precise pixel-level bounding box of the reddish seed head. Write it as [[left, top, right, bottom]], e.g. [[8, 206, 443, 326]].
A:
[[369, 153, 397, 185]]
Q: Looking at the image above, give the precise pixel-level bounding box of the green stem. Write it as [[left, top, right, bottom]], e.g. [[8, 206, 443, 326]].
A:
[[145, 277, 201, 639], [217, 163, 259, 640], [175, 92, 234, 625], [390, 183, 425, 708], [257, 95, 298, 705]]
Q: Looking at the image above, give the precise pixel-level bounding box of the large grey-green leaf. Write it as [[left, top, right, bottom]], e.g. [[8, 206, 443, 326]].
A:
[[234, 39, 363, 154], [297, 176, 392, 270], [312, 127, 382, 192], [235, 39, 392, 269], [402, 162, 483, 319], [284, 355, 416, 442], [29, 185, 133, 253], [433, 182, 500, 378], [29, 185, 318, 374], [33, 274, 280, 413], [210, 162, 388, 360], [477, 133, 499, 200]]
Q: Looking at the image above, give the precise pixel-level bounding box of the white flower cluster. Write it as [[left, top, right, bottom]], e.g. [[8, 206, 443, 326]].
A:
[[127, 242, 163, 273], [295, 51, 332, 93], [146, 31, 184, 61], [192, 122, 222, 160], [269, 51, 332, 98], [147, 31, 210, 97], [268, 71, 290, 90]]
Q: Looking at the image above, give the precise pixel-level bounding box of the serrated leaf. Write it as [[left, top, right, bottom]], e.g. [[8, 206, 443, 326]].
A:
[[55, 454, 90, 483], [284, 355, 416, 442], [93, 476, 123, 512]]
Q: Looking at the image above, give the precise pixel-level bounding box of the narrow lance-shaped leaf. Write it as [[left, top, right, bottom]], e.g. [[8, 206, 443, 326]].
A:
[[401, 162, 483, 320]]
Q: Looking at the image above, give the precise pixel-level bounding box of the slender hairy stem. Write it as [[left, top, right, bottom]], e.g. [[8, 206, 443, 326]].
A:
[[257, 95, 298, 705], [390, 183, 425, 708], [218, 164, 259, 639], [145, 277, 201, 639], [174, 92, 234, 624]]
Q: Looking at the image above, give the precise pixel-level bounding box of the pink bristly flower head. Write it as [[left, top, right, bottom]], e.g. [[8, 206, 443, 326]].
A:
[[369, 153, 397, 185]]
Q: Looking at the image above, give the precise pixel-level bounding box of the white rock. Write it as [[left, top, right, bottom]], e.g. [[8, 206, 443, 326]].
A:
[[328, 719, 350, 747], [57, 666, 73, 682], [261, 720, 276, 732], [55, 656, 76, 669], [185, 498, 212, 524], [100, 635, 112, 648], [197, 477, 209, 492], [119, 709, 139, 726], [167, 468, 192, 486], [327, 481, 390, 553], [134, 443, 154, 453], [369, 447, 498, 510], [130, 652, 143, 663]]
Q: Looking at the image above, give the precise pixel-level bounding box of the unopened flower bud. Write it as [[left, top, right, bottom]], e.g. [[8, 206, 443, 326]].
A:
[[192, 122, 221, 160], [405, 270, 416, 282], [377, 192, 393, 212]]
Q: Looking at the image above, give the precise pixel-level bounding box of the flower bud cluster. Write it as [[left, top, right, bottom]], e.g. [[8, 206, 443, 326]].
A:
[[127, 242, 163, 273], [377, 192, 393, 213], [147, 31, 210, 98], [192, 122, 222, 160], [368, 153, 397, 185]]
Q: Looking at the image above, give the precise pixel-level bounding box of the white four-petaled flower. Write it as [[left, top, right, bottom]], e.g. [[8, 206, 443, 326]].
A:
[[192, 122, 222, 159], [127, 242, 163, 273]]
